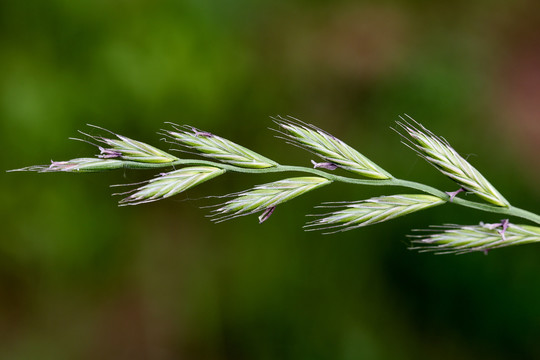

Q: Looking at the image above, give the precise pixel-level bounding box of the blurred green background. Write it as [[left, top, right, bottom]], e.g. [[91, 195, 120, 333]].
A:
[[2, 0, 540, 359]]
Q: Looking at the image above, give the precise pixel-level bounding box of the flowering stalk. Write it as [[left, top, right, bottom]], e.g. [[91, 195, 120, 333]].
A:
[[11, 117, 540, 255]]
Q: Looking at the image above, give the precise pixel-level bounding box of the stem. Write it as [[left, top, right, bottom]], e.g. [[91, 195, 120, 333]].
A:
[[118, 159, 540, 225]]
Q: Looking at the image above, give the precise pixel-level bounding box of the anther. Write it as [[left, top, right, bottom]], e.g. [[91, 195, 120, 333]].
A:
[[445, 187, 466, 202], [194, 130, 214, 137], [311, 160, 338, 170], [258, 207, 276, 224], [98, 147, 122, 159]]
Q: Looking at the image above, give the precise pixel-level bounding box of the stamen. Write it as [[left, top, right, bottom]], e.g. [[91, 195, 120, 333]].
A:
[[98, 147, 122, 159], [445, 187, 466, 202], [311, 160, 338, 170], [194, 130, 214, 137], [258, 207, 276, 224], [481, 219, 510, 240]]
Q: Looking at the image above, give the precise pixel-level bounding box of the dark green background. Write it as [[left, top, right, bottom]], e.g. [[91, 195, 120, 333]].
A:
[[2, 0, 540, 359]]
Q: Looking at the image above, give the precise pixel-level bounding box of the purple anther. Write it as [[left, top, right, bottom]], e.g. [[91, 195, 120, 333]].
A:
[[258, 207, 276, 224], [497, 219, 509, 240], [500, 219, 509, 232], [194, 130, 214, 138], [48, 161, 68, 171], [311, 160, 338, 170], [481, 219, 510, 241], [482, 222, 499, 230], [445, 187, 466, 202], [98, 147, 122, 159], [48, 160, 76, 172]]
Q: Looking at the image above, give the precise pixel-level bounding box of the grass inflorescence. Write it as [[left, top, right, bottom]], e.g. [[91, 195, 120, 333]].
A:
[[11, 116, 540, 255]]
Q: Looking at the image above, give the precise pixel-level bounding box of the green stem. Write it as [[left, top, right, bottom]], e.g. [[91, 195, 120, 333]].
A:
[[118, 159, 540, 225]]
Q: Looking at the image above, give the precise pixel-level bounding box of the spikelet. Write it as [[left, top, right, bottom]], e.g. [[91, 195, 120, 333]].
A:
[[273, 116, 392, 179], [163, 124, 277, 169], [410, 223, 540, 255], [211, 177, 331, 222], [11, 158, 126, 173], [396, 116, 509, 207], [118, 166, 225, 205], [306, 194, 444, 233], [79, 125, 178, 163]]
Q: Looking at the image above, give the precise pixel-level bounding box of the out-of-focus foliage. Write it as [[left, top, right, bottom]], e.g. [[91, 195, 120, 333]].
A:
[[2, 0, 540, 359]]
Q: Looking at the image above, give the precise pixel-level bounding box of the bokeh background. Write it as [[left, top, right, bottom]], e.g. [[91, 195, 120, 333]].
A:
[[2, 0, 540, 359]]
